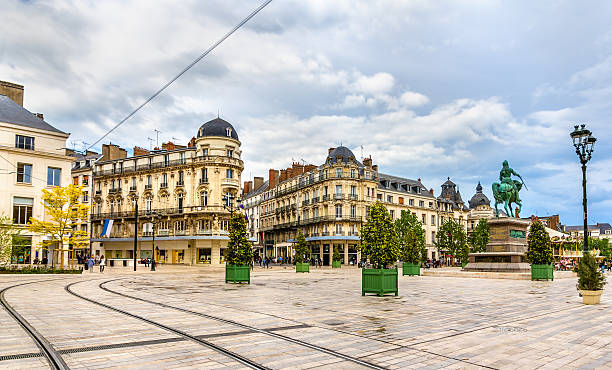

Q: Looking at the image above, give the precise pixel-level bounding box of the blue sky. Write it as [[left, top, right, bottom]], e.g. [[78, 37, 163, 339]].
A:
[[1, 0, 610, 225]]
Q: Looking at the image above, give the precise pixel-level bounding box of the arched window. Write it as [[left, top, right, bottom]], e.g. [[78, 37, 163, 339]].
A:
[[200, 191, 208, 206]]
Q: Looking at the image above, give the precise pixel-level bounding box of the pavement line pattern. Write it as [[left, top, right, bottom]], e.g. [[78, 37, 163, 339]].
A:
[[0, 280, 69, 370], [64, 280, 270, 370], [99, 278, 389, 370]]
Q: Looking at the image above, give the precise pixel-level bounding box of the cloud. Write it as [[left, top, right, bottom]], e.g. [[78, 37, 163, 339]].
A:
[[399, 91, 429, 107], [351, 72, 395, 95]]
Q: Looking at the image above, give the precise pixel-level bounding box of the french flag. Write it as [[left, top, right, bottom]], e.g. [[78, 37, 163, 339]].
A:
[[101, 219, 114, 238]]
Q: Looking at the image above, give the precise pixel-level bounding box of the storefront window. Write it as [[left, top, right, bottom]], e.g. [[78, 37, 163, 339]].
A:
[[220, 248, 227, 263], [11, 236, 31, 264], [197, 248, 211, 264]]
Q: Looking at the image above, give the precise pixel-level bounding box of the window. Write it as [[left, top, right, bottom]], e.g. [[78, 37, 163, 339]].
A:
[[419, 200, 424, 207], [145, 197, 152, 211], [220, 220, 230, 231], [350, 169, 356, 178], [73, 177, 79, 185], [335, 204, 342, 218], [350, 185, 356, 196], [179, 152, 186, 164], [17, 163, 32, 184], [147, 175, 152, 186], [422, 214, 426, 224], [390, 210, 394, 219], [335, 185, 342, 195], [177, 193, 184, 212], [161, 173, 168, 187], [226, 127, 232, 137], [15, 135, 34, 150], [387, 195, 393, 203], [164, 154, 169, 166], [132, 177, 137, 188], [47, 167, 61, 186], [200, 191, 207, 206], [431, 215, 436, 226], [13, 197, 33, 224], [111, 179, 116, 189], [175, 220, 186, 231], [335, 224, 343, 234], [324, 186, 328, 196], [351, 205, 356, 218], [83, 175, 89, 186], [117, 179, 122, 189], [202, 148, 209, 156], [432, 231, 436, 243], [409, 199, 414, 206], [178, 171, 184, 184], [83, 191, 89, 203], [227, 149, 233, 157], [226, 169, 233, 179]]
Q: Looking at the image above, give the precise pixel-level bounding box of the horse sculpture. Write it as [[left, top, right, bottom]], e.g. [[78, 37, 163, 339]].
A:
[[492, 180, 523, 217]]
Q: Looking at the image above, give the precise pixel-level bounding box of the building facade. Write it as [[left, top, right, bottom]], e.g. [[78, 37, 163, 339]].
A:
[[251, 146, 469, 265], [90, 118, 243, 265], [0, 83, 73, 265], [242, 177, 267, 255]]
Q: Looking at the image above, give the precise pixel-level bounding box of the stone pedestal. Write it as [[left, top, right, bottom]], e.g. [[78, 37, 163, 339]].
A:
[[463, 218, 530, 273]]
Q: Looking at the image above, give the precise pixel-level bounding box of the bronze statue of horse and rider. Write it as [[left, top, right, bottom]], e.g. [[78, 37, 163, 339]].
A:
[[492, 160, 527, 218]]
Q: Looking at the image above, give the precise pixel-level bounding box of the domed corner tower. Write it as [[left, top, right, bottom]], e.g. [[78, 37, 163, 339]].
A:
[[194, 117, 244, 203]]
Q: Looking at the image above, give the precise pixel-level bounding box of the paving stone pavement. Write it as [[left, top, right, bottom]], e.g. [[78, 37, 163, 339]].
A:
[[0, 266, 610, 369]]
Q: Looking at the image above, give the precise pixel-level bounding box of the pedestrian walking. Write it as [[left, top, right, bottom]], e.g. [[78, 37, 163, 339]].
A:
[[99, 255, 106, 273], [88, 256, 95, 272]]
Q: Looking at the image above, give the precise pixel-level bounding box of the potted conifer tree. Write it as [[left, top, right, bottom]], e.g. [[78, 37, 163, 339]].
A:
[[526, 219, 554, 281], [577, 251, 606, 304], [360, 202, 400, 296], [395, 210, 425, 276], [294, 231, 310, 273], [332, 247, 341, 268], [225, 213, 254, 284]]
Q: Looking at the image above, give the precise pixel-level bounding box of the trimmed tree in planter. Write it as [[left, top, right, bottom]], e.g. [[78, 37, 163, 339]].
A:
[[294, 231, 310, 273], [577, 251, 606, 304], [435, 219, 466, 267], [360, 202, 399, 296], [395, 210, 425, 276], [332, 247, 341, 268], [526, 220, 553, 281], [225, 213, 254, 284]]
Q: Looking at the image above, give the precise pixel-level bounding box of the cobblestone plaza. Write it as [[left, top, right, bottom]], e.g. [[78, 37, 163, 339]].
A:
[[1, 267, 610, 369]]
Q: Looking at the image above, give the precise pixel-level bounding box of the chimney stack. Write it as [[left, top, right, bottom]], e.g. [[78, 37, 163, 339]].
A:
[[280, 169, 288, 182], [372, 164, 378, 171], [0, 80, 24, 106], [102, 143, 128, 161], [243, 181, 250, 195], [363, 157, 372, 167], [328, 147, 335, 155], [254, 176, 264, 190], [133, 146, 150, 157], [430, 188, 434, 195], [268, 169, 279, 189]]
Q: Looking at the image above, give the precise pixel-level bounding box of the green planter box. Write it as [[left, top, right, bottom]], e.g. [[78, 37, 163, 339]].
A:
[[402, 262, 420, 276], [225, 264, 250, 284], [332, 260, 341, 268], [362, 268, 398, 296], [296, 262, 310, 273], [531, 264, 554, 281]]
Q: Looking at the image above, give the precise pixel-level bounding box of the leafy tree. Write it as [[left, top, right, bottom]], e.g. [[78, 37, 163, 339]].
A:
[[0, 214, 22, 266], [458, 243, 470, 266], [598, 239, 611, 260], [577, 251, 606, 291], [468, 219, 490, 253], [395, 210, 425, 265], [225, 213, 253, 266], [525, 220, 553, 265], [435, 219, 466, 265], [360, 202, 399, 269], [332, 246, 341, 262], [28, 184, 89, 268], [293, 231, 310, 263]]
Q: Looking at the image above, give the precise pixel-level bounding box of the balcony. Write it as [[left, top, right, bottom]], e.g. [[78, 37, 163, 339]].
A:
[[311, 197, 319, 203], [109, 188, 120, 194], [174, 230, 187, 236], [197, 229, 213, 235], [158, 229, 170, 236], [129, 186, 137, 192], [143, 231, 153, 237], [334, 193, 343, 200], [95, 190, 102, 195], [322, 195, 329, 201], [221, 178, 240, 188], [349, 194, 358, 200], [302, 199, 310, 206], [176, 181, 184, 187], [199, 178, 208, 185], [144, 184, 152, 190], [160, 183, 168, 189]]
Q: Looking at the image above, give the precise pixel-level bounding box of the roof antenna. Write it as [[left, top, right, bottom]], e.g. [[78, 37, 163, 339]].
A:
[[360, 145, 364, 161], [147, 137, 154, 150], [217, 108, 220, 118]]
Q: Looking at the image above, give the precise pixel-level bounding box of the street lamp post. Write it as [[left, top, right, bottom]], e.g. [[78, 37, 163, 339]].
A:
[[150, 211, 161, 271], [222, 193, 240, 262], [570, 124, 597, 254]]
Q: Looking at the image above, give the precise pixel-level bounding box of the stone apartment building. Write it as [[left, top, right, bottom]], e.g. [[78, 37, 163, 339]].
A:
[[90, 118, 243, 265], [248, 145, 469, 265], [0, 81, 73, 265]]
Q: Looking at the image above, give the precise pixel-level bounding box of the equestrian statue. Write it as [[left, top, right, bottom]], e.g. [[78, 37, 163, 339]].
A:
[[492, 160, 527, 217]]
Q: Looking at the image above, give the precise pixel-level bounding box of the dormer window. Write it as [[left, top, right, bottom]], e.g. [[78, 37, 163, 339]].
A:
[[226, 127, 232, 137]]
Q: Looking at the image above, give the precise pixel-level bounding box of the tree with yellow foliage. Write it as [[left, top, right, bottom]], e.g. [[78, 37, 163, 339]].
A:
[[28, 184, 89, 268]]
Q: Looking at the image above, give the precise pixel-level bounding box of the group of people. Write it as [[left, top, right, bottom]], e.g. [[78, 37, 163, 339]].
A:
[[31, 257, 49, 265], [555, 259, 611, 273], [77, 254, 106, 273]]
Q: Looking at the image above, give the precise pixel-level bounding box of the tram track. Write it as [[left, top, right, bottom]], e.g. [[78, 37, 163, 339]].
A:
[[64, 281, 269, 370], [0, 280, 68, 370], [94, 278, 387, 370]]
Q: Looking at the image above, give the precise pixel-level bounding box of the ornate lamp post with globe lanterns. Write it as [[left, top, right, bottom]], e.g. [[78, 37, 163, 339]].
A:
[[570, 124, 597, 254]]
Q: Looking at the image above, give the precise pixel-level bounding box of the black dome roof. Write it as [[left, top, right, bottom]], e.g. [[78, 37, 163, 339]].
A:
[[469, 182, 490, 209], [325, 146, 361, 165], [197, 118, 239, 140]]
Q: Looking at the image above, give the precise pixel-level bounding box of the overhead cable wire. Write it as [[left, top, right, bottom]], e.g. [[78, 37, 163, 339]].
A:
[[86, 0, 274, 152], [0, 153, 50, 184]]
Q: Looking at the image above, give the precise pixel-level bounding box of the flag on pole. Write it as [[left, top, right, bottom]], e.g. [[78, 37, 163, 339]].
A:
[[101, 219, 114, 238]]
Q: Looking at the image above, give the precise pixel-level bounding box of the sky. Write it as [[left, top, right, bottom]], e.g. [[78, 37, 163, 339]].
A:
[[1, 0, 610, 226]]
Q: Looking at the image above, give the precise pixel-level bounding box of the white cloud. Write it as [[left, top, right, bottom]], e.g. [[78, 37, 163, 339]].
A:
[[399, 91, 430, 107], [351, 72, 395, 95]]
